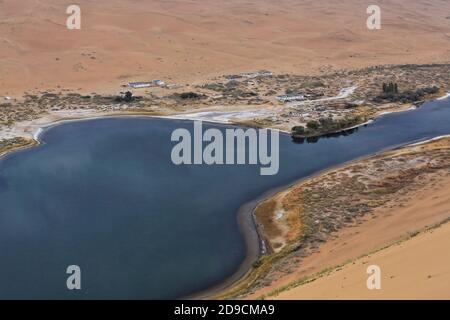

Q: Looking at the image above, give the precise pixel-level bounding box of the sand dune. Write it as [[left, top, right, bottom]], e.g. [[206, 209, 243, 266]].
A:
[[246, 140, 450, 300], [1, 0, 450, 96], [1, 0, 450, 301], [276, 220, 450, 300], [264, 171, 450, 299]]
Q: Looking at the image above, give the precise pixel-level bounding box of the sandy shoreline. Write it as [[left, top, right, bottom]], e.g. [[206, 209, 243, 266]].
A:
[[202, 134, 450, 300], [245, 136, 450, 299], [437, 92, 450, 101], [0, 108, 285, 144]]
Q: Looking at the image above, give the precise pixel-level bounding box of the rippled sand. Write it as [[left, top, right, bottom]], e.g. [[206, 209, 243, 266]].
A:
[[1, 0, 449, 96]]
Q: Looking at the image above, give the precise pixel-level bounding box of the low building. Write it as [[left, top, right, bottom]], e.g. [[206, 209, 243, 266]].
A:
[[225, 74, 243, 80], [241, 70, 273, 78], [129, 80, 166, 88], [225, 71, 273, 81], [166, 84, 183, 90], [276, 94, 306, 102], [129, 82, 153, 88], [153, 80, 166, 87]]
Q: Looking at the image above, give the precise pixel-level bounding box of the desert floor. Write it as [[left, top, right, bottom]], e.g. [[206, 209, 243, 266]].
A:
[[1, 0, 450, 97], [275, 219, 450, 300], [2, 0, 450, 301], [253, 172, 450, 299]]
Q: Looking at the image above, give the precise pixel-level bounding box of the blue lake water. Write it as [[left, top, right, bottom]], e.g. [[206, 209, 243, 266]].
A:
[[0, 98, 449, 299]]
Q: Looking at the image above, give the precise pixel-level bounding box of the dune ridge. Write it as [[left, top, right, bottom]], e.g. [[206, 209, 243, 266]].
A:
[[1, 0, 450, 96]]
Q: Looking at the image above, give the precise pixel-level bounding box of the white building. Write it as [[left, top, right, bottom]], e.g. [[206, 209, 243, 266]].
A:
[[276, 94, 306, 102], [129, 82, 152, 88], [129, 80, 166, 88]]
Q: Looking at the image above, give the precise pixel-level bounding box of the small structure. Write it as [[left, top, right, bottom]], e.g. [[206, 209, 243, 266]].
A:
[[257, 70, 274, 77], [129, 82, 152, 89], [166, 84, 184, 90], [128, 80, 166, 89], [241, 70, 273, 78], [153, 80, 166, 87], [276, 94, 306, 102], [225, 74, 243, 80], [225, 71, 273, 80]]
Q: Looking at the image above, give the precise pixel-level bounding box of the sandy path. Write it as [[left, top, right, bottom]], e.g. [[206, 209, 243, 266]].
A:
[[248, 174, 450, 299], [275, 221, 450, 300]]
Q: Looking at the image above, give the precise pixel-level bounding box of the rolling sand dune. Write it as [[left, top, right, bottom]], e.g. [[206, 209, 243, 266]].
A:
[[246, 140, 450, 300], [1, 0, 450, 96], [1, 0, 450, 301], [276, 220, 450, 300], [261, 173, 450, 300]]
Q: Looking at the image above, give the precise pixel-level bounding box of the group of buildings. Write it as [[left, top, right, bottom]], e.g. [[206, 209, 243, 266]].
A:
[[225, 70, 274, 80], [275, 94, 306, 102]]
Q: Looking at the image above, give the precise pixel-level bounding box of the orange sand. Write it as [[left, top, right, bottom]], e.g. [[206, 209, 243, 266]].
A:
[[1, 0, 450, 97], [276, 221, 450, 300], [249, 175, 450, 299]]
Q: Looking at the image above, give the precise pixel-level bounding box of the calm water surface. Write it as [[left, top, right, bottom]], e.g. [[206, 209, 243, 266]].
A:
[[0, 99, 449, 299]]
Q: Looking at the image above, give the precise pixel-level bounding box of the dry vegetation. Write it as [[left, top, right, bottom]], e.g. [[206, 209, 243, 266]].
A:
[[1, 64, 449, 141], [221, 137, 450, 298], [0, 0, 449, 301], [0, 137, 36, 156]]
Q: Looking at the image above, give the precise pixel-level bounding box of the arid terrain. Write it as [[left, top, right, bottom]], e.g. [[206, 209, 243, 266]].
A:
[[1, 0, 450, 146], [275, 219, 450, 300], [1, 0, 450, 97], [222, 137, 450, 299], [1, 0, 450, 301]]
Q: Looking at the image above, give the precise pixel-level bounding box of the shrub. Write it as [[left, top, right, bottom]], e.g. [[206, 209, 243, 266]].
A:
[[292, 126, 305, 135], [306, 121, 319, 130]]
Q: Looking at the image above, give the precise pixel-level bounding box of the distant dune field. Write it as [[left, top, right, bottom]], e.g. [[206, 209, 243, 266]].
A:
[[1, 0, 449, 96]]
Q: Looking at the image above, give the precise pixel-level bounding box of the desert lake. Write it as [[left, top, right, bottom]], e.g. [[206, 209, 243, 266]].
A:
[[0, 98, 449, 299]]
